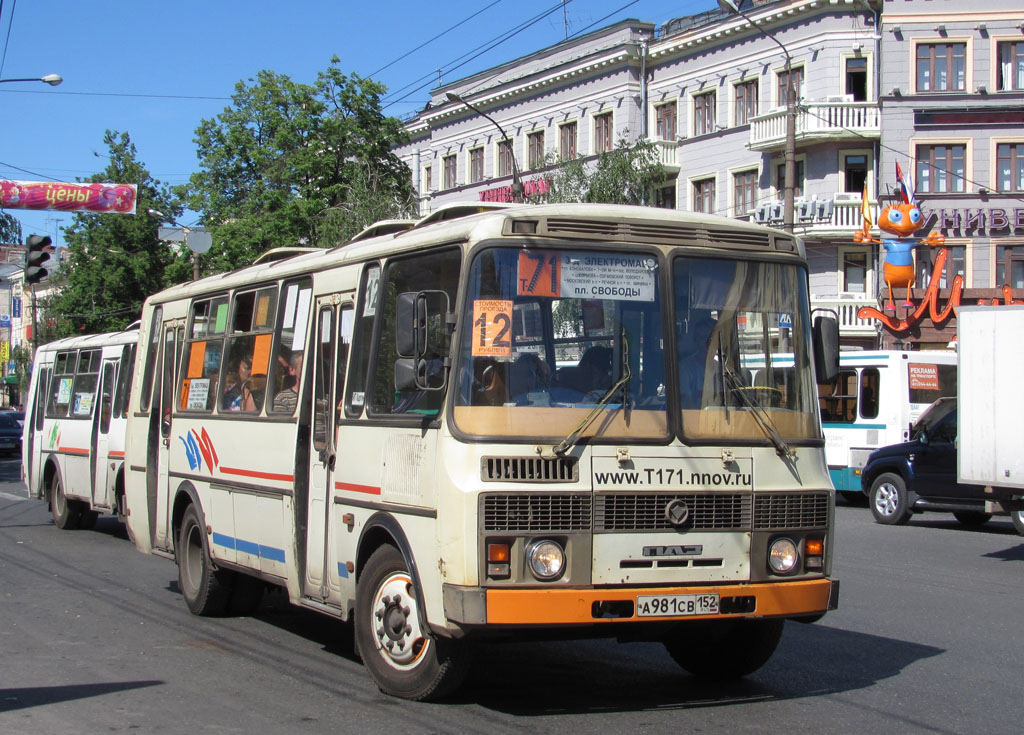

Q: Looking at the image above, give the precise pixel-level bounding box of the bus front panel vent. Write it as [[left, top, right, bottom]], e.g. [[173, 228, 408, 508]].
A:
[[481, 456, 579, 483]]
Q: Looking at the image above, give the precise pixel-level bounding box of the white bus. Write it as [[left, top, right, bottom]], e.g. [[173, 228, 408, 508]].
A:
[[747, 350, 957, 501], [23, 326, 139, 529], [123, 203, 840, 700]]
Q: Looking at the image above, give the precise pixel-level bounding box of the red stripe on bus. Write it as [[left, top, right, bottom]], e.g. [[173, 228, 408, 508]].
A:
[[334, 481, 381, 496], [219, 466, 294, 483], [58, 446, 90, 456], [108, 451, 125, 458]]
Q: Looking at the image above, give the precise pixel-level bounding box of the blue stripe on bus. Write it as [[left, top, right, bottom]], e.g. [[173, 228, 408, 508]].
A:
[[337, 562, 350, 579], [822, 423, 886, 430], [212, 532, 286, 563], [829, 467, 864, 493]]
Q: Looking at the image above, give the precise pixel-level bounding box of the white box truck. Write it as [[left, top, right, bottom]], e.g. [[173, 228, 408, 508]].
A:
[[957, 304, 1024, 534]]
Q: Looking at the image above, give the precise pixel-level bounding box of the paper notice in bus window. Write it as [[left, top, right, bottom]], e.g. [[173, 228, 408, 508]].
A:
[[185, 379, 210, 410], [282, 284, 298, 329], [57, 378, 72, 405], [73, 392, 93, 416], [518, 251, 561, 298], [909, 363, 940, 390], [472, 299, 514, 357], [255, 294, 271, 327], [292, 287, 312, 352], [214, 303, 229, 334], [252, 333, 273, 375], [187, 342, 207, 378]]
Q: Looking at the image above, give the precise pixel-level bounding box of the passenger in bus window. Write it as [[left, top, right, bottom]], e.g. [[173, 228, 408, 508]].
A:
[[222, 354, 253, 411], [508, 352, 551, 405], [273, 352, 303, 414]]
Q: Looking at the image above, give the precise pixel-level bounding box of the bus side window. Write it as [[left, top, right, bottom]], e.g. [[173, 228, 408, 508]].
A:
[[345, 264, 381, 419], [818, 368, 857, 423], [140, 306, 163, 414], [859, 368, 880, 420], [269, 278, 312, 416]]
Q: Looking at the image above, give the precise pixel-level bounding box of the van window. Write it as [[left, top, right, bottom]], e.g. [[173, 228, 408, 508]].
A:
[[908, 363, 956, 405], [819, 368, 857, 423], [859, 368, 880, 419]]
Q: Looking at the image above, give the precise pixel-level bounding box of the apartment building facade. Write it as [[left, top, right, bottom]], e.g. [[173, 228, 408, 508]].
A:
[[395, 0, 1023, 348]]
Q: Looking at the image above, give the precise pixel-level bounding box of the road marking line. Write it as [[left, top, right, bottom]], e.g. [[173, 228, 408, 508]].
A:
[[0, 491, 29, 501]]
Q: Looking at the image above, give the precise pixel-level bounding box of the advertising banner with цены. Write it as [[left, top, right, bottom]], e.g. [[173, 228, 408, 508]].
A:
[[0, 179, 137, 214]]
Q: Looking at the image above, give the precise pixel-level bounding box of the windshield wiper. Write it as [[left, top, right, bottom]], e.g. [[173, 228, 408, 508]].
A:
[[551, 336, 631, 457], [722, 363, 794, 460]]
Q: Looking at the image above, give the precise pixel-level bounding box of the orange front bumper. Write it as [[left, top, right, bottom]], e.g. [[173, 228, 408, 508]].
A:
[[485, 578, 836, 625]]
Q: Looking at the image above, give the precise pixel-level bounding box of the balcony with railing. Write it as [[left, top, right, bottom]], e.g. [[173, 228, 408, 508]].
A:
[[748, 101, 880, 152], [811, 296, 879, 338], [651, 139, 680, 174], [752, 197, 879, 238]]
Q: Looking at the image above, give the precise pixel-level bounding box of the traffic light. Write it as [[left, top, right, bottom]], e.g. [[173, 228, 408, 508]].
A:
[[24, 234, 52, 285]]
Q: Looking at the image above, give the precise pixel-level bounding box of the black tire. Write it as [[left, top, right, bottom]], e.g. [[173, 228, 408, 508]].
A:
[[50, 474, 81, 530], [869, 472, 912, 525], [176, 504, 231, 616], [664, 618, 785, 678], [953, 510, 991, 528], [1010, 510, 1024, 536], [355, 545, 472, 701]]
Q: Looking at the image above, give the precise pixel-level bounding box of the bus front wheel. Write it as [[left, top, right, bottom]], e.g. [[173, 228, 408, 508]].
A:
[[664, 618, 784, 678], [50, 474, 81, 530], [176, 504, 231, 616], [355, 545, 471, 701]]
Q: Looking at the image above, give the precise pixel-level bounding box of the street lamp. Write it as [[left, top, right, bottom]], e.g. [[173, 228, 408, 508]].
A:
[[445, 91, 525, 203], [0, 73, 62, 86], [717, 0, 797, 233]]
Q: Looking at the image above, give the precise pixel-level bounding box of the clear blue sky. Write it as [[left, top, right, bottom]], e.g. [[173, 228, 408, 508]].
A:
[[0, 0, 715, 247]]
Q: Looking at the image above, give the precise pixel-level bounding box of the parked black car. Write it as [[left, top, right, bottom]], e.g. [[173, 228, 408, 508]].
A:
[[0, 411, 22, 456], [860, 397, 1024, 534]]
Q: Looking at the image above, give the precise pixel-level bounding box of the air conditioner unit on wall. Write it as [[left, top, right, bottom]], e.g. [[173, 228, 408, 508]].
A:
[[822, 94, 855, 103], [833, 192, 862, 203]]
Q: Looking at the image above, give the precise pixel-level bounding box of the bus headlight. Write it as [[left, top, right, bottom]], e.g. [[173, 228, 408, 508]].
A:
[[526, 539, 565, 581], [768, 538, 799, 574]]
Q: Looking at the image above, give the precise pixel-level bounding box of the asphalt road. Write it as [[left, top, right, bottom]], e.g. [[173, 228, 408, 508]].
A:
[[2, 460, 1021, 735]]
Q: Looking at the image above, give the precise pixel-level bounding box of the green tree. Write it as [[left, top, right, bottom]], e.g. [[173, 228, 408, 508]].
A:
[[542, 136, 666, 205], [40, 131, 183, 338], [187, 59, 416, 271], [0, 211, 22, 244]]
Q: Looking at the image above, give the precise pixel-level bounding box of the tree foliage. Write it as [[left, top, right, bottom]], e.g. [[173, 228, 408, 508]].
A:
[[186, 59, 416, 271], [0, 211, 21, 244], [542, 136, 666, 205], [40, 131, 183, 339]]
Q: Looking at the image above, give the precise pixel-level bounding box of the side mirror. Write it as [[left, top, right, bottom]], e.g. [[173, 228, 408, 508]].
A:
[[812, 312, 840, 384], [396, 292, 427, 358]]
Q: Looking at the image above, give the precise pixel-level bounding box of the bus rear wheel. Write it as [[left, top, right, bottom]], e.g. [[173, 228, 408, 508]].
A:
[[50, 474, 81, 530], [176, 504, 231, 616], [664, 618, 785, 678], [355, 545, 471, 701]]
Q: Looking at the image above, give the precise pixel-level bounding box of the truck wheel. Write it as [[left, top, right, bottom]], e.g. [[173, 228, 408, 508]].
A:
[[50, 474, 81, 530], [176, 504, 231, 616], [1011, 510, 1024, 536], [664, 619, 784, 678], [355, 545, 471, 701], [952, 511, 991, 528], [869, 473, 912, 525]]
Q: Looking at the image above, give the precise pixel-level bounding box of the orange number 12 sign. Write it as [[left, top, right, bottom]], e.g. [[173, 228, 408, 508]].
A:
[[472, 300, 514, 357]]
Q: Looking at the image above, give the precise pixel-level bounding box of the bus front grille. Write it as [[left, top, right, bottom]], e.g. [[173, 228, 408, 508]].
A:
[[595, 493, 751, 532], [482, 494, 592, 532], [480, 456, 579, 483], [754, 492, 830, 530]]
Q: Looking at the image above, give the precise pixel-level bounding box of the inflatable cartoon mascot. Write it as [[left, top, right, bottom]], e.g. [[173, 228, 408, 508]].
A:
[[854, 163, 944, 311]]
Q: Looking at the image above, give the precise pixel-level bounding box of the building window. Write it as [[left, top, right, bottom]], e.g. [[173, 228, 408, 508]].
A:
[[443, 154, 457, 190], [997, 246, 1024, 288], [774, 159, 804, 199], [916, 43, 966, 92], [497, 139, 513, 177], [916, 244, 965, 289], [422, 165, 432, 192], [559, 122, 577, 160], [844, 154, 869, 193], [916, 144, 966, 193], [735, 80, 758, 126], [654, 183, 676, 209], [693, 178, 715, 214], [841, 250, 867, 293], [656, 102, 677, 140], [846, 57, 868, 101], [469, 148, 484, 184], [528, 130, 545, 170], [997, 143, 1024, 192], [997, 41, 1024, 91], [694, 91, 716, 136], [733, 169, 757, 216], [778, 67, 803, 106], [594, 112, 613, 153]]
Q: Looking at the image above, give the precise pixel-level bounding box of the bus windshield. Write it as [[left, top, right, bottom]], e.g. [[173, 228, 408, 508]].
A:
[[675, 256, 819, 442], [453, 245, 669, 441]]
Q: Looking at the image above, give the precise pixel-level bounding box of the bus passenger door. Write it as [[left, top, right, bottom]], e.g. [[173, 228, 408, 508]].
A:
[[25, 366, 51, 498], [303, 297, 353, 602], [91, 359, 117, 508], [152, 322, 182, 550]]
